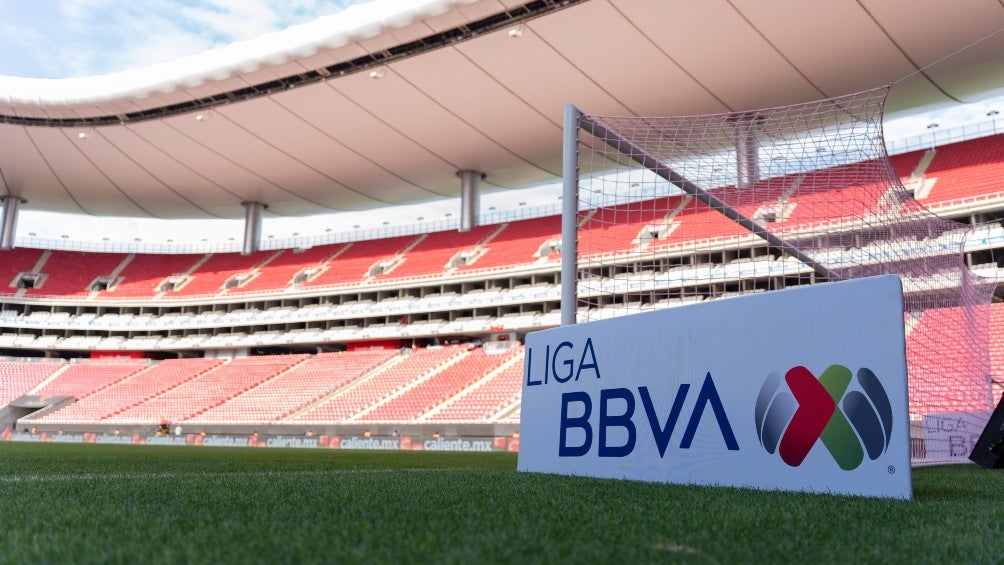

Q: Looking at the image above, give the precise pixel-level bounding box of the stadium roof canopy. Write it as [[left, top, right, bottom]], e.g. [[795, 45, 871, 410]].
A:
[[1, 0, 1003, 220]]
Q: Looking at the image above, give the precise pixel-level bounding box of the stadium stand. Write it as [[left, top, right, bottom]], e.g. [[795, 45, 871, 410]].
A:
[[425, 349, 524, 422], [777, 165, 886, 228], [5, 295, 1003, 429], [32, 359, 148, 399], [25, 251, 128, 297], [457, 216, 561, 270], [376, 225, 496, 279], [103, 354, 309, 424], [188, 349, 396, 423], [30, 358, 225, 423], [653, 198, 748, 248], [20, 346, 529, 426], [105, 253, 205, 298], [228, 244, 342, 294], [497, 403, 520, 424], [888, 150, 927, 184], [0, 247, 46, 296], [721, 177, 797, 217], [360, 346, 521, 421], [294, 346, 466, 422], [165, 251, 277, 297], [576, 196, 681, 256], [919, 134, 1004, 204], [0, 134, 981, 304], [0, 360, 64, 405], [990, 302, 1004, 401], [0, 133, 999, 439], [906, 306, 993, 415], [303, 235, 419, 286]]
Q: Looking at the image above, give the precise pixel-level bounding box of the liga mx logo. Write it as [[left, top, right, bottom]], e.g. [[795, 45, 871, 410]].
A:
[[755, 365, 893, 470]]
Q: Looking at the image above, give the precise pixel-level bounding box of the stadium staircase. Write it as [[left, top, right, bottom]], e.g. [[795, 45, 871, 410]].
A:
[[101, 354, 309, 424], [359, 346, 519, 422], [188, 349, 397, 423], [373, 225, 492, 279], [920, 134, 1004, 204], [342, 346, 469, 421], [421, 348, 524, 422], [31, 359, 148, 399], [0, 360, 65, 406], [302, 235, 417, 286], [29, 358, 225, 424], [229, 244, 341, 294], [165, 251, 276, 297], [456, 216, 561, 271], [577, 197, 679, 256], [283, 352, 408, 421], [107, 253, 204, 298], [24, 251, 128, 298]]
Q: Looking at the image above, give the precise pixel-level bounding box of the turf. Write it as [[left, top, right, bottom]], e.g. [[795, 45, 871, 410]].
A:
[[0, 443, 1002, 563]]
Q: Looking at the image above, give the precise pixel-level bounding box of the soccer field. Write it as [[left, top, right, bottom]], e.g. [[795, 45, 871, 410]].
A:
[[0, 442, 999, 563]]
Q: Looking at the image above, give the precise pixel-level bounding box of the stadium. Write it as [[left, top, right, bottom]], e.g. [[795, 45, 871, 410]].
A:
[[2, 0, 1004, 560]]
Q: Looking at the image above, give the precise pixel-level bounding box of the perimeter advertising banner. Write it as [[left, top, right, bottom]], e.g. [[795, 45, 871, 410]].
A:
[[0, 430, 519, 452], [517, 275, 912, 499]]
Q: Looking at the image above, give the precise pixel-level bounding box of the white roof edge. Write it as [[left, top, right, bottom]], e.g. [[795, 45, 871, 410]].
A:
[[0, 0, 479, 109]]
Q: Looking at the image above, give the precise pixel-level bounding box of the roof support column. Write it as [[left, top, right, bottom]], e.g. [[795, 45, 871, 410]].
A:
[[457, 170, 484, 232], [733, 113, 761, 189], [242, 201, 266, 255], [0, 195, 23, 251]]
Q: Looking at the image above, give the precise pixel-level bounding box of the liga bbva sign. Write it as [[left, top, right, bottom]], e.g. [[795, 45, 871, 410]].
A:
[[517, 275, 912, 499]]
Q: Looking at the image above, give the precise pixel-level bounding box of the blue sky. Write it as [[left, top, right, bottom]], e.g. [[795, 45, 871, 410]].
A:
[[0, 1, 1000, 244], [0, 0, 358, 79]]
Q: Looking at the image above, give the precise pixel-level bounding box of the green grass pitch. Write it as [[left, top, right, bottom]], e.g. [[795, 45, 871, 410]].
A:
[[0, 442, 1001, 563]]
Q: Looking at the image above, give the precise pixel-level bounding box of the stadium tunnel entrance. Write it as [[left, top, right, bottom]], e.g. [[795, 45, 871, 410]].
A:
[[0, 395, 74, 431]]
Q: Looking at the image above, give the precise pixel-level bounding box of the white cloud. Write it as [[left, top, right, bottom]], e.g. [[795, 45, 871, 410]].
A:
[[0, 0, 358, 78], [178, 1, 285, 43], [884, 96, 1004, 141], [0, 20, 50, 76], [101, 9, 218, 73]]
